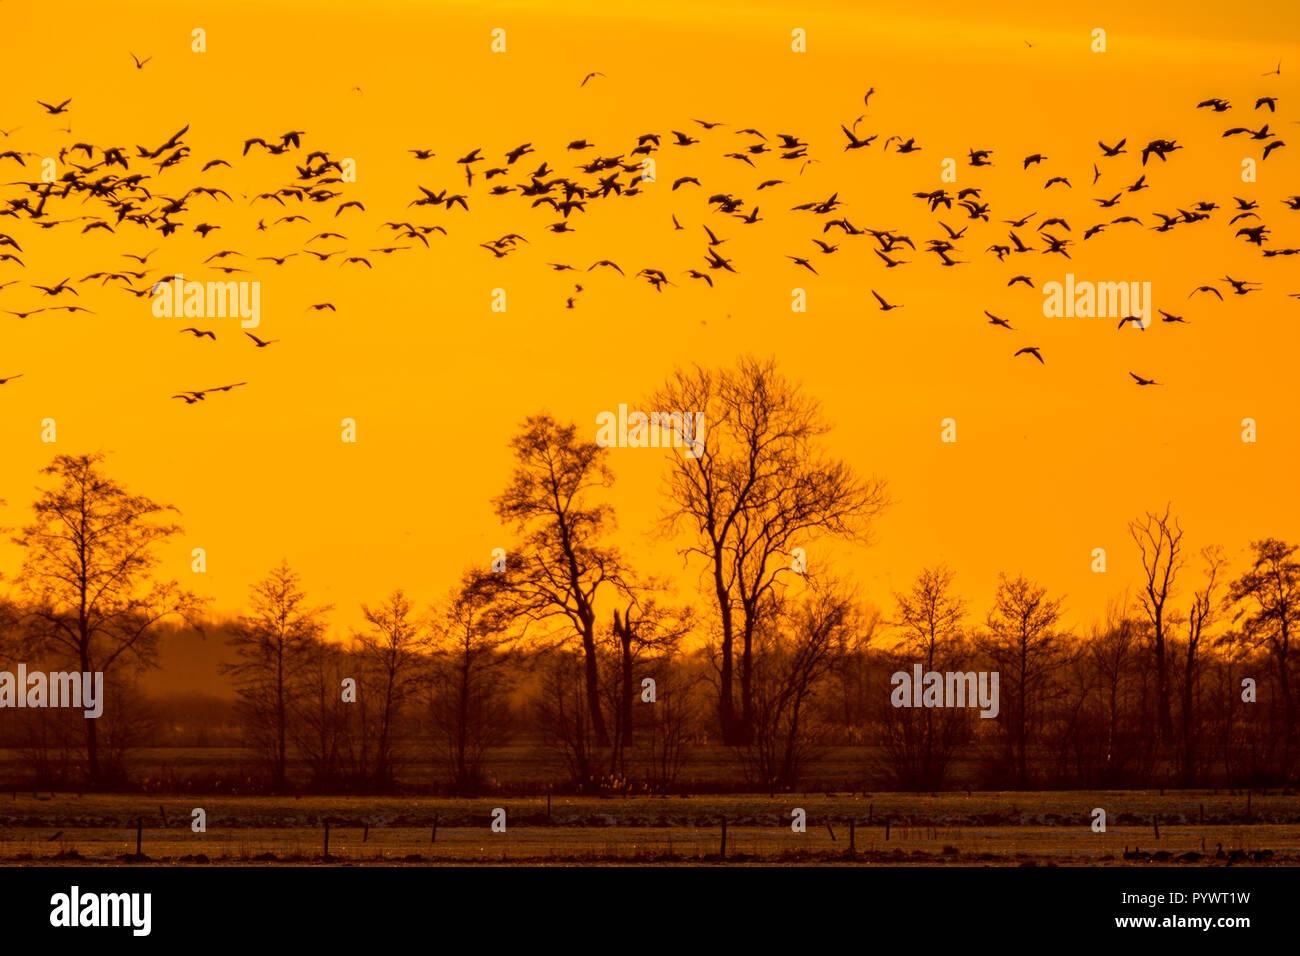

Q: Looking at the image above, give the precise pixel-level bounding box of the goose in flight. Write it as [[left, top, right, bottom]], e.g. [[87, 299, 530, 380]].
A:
[[245, 332, 279, 347], [0, 373, 22, 385], [984, 311, 1013, 329], [1222, 275, 1260, 295], [842, 126, 876, 150], [1129, 372, 1159, 386], [1141, 139, 1182, 164], [1014, 346, 1044, 364], [179, 328, 216, 339], [36, 98, 72, 114], [871, 290, 902, 311]]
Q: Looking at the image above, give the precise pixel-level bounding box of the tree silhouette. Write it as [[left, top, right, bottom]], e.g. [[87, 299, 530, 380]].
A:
[[13, 453, 201, 787], [652, 356, 887, 744], [493, 413, 626, 747], [222, 561, 332, 790], [1130, 504, 1185, 749], [888, 565, 970, 789], [978, 572, 1071, 787], [427, 567, 514, 794], [1229, 538, 1300, 779], [353, 590, 425, 789]]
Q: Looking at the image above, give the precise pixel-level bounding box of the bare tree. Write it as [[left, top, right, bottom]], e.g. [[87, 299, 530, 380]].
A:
[[1180, 546, 1225, 783], [494, 414, 624, 747], [427, 568, 514, 794], [652, 356, 888, 744], [1084, 598, 1145, 785], [1228, 538, 1300, 780], [13, 453, 202, 786], [978, 573, 1071, 787], [293, 636, 350, 788], [886, 565, 969, 788], [353, 590, 425, 789], [608, 586, 690, 764], [222, 562, 332, 790], [1129, 504, 1185, 745], [744, 575, 863, 791]]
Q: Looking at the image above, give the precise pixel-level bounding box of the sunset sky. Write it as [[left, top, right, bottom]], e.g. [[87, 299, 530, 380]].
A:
[[1, 0, 1298, 635]]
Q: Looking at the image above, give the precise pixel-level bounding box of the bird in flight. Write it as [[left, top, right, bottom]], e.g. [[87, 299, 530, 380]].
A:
[[36, 98, 72, 114], [1129, 372, 1160, 386], [581, 72, 605, 87], [871, 290, 902, 311], [245, 332, 279, 348], [0, 373, 23, 385], [130, 52, 152, 69], [1014, 346, 1045, 364], [179, 328, 216, 340]]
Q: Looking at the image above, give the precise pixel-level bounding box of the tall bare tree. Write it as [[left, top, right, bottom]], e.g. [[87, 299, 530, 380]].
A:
[[222, 561, 332, 790], [652, 356, 888, 744], [1129, 504, 1185, 745], [978, 573, 1071, 786], [888, 565, 969, 788], [353, 590, 425, 789], [1229, 538, 1300, 779], [13, 453, 201, 786], [1180, 545, 1225, 783], [493, 414, 624, 747], [427, 568, 514, 793]]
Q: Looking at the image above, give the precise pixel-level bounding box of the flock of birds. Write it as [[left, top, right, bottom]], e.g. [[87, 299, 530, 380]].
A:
[[0, 58, 1297, 400]]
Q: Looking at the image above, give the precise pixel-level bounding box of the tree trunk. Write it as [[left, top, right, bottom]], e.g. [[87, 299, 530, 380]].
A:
[[581, 617, 609, 747], [715, 561, 739, 744]]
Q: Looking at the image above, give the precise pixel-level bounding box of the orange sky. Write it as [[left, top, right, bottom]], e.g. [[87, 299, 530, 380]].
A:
[[1, 0, 1298, 635]]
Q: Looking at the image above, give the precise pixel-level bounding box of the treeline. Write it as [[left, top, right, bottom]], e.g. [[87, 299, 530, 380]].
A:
[[0, 357, 1297, 793]]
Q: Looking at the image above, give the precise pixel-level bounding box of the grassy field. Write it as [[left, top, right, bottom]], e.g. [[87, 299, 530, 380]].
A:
[[1, 791, 1296, 865]]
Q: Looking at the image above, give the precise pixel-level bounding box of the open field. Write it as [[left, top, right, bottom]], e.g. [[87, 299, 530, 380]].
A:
[[1, 791, 1296, 865]]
